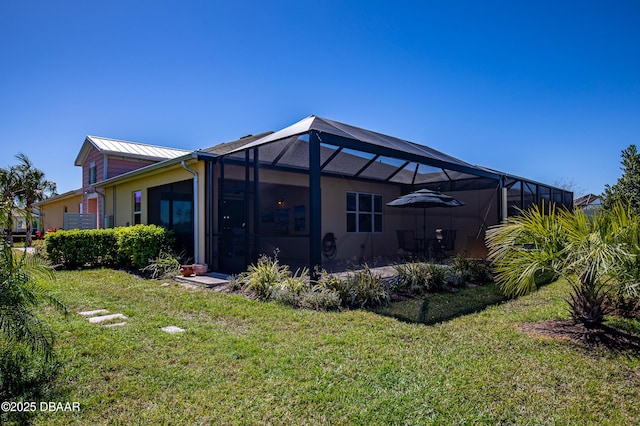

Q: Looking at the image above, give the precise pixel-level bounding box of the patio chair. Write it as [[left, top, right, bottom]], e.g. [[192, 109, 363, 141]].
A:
[[396, 230, 422, 256], [436, 229, 457, 254]]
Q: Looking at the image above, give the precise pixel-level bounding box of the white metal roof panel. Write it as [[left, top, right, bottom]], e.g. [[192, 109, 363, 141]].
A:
[[87, 136, 191, 160]]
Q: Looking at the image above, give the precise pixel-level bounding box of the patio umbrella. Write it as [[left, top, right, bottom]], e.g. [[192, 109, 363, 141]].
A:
[[386, 189, 465, 240]]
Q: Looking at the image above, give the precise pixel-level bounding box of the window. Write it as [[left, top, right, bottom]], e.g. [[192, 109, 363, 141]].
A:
[[148, 179, 194, 257], [89, 162, 97, 185], [133, 191, 142, 225], [347, 192, 383, 233]]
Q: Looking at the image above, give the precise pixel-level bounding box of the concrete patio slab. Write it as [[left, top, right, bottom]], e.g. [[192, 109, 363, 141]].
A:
[[175, 272, 229, 288]]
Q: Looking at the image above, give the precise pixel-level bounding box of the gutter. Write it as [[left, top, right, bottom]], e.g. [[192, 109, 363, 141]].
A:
[[181, 160, 199, 264], [96, 151, 218, 188]]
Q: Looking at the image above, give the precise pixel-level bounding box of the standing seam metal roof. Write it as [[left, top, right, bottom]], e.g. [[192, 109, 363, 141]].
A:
[[87, 136, 190, 159]]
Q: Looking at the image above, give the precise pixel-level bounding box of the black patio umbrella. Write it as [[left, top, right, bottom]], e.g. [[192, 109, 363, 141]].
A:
[[386, 189, 465, 240]]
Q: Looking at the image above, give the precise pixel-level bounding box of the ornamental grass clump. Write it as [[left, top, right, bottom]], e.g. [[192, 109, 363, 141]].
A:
[[237, 250, 308, 301], [322, 264, 389, 308], [142, 250, 182, 279], [395, 262, 449, 294], [448, 255, 494, 286]]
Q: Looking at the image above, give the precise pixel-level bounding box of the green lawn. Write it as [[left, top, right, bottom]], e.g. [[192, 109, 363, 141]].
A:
[[34, 269, 640, 425]]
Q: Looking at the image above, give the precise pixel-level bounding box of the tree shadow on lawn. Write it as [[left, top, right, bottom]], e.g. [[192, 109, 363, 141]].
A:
[[372, 282, 508, 326], [521, 319, 640, 355]]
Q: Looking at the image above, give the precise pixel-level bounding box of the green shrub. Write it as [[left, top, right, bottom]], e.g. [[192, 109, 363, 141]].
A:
[[297, 285, 341, 311], [45, 229, 118, 268], [395, 262, 449, 294], [321, 265, 389, 308], [468, 260, 494, 284], [270, 285, 300, 307], [45, 225, 174, 270], [116, 225, 175, 270], [271, 281, 342, 311], [424, 263, 449, 290], [448, 255, 494, 286]]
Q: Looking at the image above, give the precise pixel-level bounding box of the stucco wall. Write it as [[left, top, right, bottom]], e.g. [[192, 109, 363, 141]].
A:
[[38, 193, 82, 231]]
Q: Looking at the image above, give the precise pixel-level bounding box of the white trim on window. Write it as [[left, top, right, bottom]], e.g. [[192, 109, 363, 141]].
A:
[[346, 191, 383, 233], [133, 190, 142, 225]]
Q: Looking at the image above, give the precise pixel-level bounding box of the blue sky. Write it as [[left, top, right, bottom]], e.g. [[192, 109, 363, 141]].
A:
[[1, 1, 638, 195]]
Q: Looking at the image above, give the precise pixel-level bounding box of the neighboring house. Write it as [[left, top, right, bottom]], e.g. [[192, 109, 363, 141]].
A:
[[36, 188, 83, 230], [2, 209, 39, 233], [77, 115, 572, 274], [574, 193, 601, 216], [74, 135, 191, 229], [38, 136, 190, 230]]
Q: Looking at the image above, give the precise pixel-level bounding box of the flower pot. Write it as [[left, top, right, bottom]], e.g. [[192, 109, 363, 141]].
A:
[[180, 265, 194, 277], [193, 263, 208, 276]]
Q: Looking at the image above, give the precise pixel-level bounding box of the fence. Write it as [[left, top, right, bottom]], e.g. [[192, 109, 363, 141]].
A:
[[63, 213, 97, 230]]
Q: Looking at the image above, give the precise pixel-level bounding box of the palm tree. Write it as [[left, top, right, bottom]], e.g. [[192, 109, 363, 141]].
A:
[[0, 165, 22, 246], [486, 202, 639, 326], [14, 154, 56, 247], [0, 242, 65, 359]]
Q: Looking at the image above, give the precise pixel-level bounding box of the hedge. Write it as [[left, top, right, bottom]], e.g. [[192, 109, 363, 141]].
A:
[[45, 225, 175, 270]]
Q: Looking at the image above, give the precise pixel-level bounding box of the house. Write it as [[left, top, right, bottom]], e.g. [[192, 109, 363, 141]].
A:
[[574, 193, 601, 216], [37, 188, 83, 231], [38, 136, 190, 230], [39, 115, 573, 273]]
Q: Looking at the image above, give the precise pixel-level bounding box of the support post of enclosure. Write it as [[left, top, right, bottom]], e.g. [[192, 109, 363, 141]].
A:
[[309, 131, 322, 278]]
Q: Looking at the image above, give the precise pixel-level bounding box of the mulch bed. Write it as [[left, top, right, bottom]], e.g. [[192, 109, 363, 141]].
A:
[[520, 319, 640, 354]]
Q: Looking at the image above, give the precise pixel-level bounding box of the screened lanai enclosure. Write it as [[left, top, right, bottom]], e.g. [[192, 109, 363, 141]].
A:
[[200, 116, 573, 274]]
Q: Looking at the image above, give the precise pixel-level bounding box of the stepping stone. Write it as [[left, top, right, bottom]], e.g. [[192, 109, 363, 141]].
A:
[[105, 322, 127, 327], [89, 313, 127, 324], [78, 309, 109, 316], [161, 326, 185, 334]]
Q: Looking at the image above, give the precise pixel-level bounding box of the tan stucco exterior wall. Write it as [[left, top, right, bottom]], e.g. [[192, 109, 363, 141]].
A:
[[38, 193, 83, 231]]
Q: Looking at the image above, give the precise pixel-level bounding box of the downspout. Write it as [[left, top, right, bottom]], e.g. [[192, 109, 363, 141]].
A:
[[96, 189, 105, 229], [182, 160, 199, 264]]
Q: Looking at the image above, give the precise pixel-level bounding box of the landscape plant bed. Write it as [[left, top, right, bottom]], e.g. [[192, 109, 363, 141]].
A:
[[32, 269, 640, 425]]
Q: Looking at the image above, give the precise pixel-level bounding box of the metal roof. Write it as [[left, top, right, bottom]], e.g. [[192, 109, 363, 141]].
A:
[[95, 133, 273, 188], [34, 188, 83, 206], [74, 136, 191, 166]]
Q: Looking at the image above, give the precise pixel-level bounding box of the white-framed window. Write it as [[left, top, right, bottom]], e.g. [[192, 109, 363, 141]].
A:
[[346, 192, 383, 233], [133, 191, 142, 225]]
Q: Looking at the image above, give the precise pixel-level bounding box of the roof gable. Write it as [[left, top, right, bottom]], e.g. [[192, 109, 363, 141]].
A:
[[74, 135, 190, 166]]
